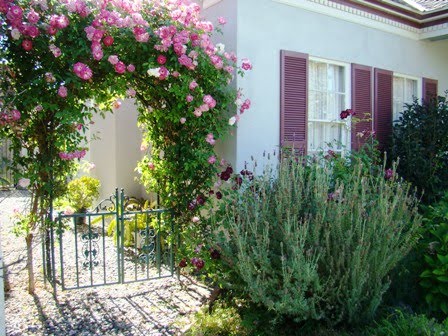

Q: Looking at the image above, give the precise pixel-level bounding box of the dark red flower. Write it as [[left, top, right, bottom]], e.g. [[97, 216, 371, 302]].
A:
[[178, 258, 187, 268], [196, 194, 205, 205], [216, 191, 222, 200], [191, 257, 205, 270], [340, 110, 349, 119], [210, 249, 221, 260], [187, 201, 196, 211], [103, 35, 114, 47], [220, 171, 230, 181]]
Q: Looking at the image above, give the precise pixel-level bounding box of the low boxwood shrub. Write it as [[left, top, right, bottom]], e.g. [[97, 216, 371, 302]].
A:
[[209, 154, 421, 326]]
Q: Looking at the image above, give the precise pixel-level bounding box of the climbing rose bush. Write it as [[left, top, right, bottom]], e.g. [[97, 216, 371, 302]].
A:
[[0, 0, 250, 292]]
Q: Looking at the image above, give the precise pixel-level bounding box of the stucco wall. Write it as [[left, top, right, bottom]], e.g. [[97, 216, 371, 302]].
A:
[[203, 0, 239, 168], [89, 100, 143, 200], [234, 0, 448, 170]]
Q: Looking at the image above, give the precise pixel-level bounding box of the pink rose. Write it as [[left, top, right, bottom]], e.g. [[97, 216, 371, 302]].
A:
[[157, 55, 167, 65], [186, 95, 194, 103], [218, 17, 227, 25], [127, 64, 135, 72], [180, 117, 186, 124], [22, 40, 32, 51], [103, 35, 114, 47], [114, 61, 126, 74], [108, 55, 119, 65], [203, 95, 216, 109], [58, 86, 68, 98], [159, 66, 169, 80], [148, 162, 155, 170], [189, 80, 198, 90], [241, 58, 252, 71], [208, 156, 216, 164]]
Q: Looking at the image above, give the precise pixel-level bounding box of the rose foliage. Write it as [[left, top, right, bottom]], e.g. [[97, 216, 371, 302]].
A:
[[0, 0, 250, 292]]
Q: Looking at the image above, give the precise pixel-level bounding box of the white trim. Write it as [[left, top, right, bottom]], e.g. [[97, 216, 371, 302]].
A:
[[202, 0, 223, 9], [272, 0, 448, 40], [401, 0, 426, 12], [273, 0, 419, 40]]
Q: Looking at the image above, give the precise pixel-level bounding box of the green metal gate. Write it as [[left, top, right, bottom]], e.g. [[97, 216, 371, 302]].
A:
[[45, 189, 175, 290]]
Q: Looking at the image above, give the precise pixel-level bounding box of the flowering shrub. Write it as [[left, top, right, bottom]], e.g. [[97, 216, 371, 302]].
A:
[[0, 0, 250, 292], [208, 153, 421, 325]]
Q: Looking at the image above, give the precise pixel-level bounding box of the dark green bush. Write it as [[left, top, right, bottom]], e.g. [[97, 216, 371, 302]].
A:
[[209, 155, 421, 326], [392, 96, 448, 204], [420, 192, 448, 316]]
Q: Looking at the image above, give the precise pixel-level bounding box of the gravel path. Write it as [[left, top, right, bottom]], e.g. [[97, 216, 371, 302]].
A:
[[0, 190, 210, 335]]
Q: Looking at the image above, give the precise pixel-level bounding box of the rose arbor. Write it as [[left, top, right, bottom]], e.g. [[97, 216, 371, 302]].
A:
[[0, 0, 251, 293]]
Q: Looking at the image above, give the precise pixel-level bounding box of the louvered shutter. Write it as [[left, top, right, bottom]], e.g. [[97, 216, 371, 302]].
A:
[[422, 78, 438, 103], [374, 68, 393, 153], [351, 64, 373, 151], [280, 50, 308, 154]]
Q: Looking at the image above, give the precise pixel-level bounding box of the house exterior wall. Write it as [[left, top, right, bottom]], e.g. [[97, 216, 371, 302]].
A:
[[234, 0, 448, 170], [89, 100, 143, 201], [203, 0, 239, 168]]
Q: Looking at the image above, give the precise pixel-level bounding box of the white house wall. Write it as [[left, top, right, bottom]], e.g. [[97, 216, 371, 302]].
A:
[[89, 100, 143, 200], [203, 0, 238, 168], [234, 0, 448, 171]]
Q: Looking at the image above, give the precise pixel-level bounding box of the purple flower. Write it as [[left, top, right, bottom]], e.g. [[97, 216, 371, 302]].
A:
[[385, 168, 394, 180]]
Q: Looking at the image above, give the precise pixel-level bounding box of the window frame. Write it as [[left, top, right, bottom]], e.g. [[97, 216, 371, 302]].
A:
[[392, 73, 422, 122], [307, 56, 352, 154]]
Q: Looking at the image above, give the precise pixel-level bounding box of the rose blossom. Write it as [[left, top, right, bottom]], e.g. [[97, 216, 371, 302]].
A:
[[189, 80, 198, 90], [186, 95, 193, 103], [218, 17, 227, 25], [58, 86, 68, 98], [103, 35, 114, 47], [157, 55, 167, 65], [114, 61, 126, 74], [241, 58, 252, 71], [22, 40, 32, 51], [108, 55, 119, 65], [203, 95, 216, 109], [127, 64, 135, 72], [208, 156, 216, 164], [180, 117, 186, 124]]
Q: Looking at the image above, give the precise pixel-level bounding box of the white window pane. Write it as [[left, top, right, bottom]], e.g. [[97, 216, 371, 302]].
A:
[[308, 122, 345, 152], [328, 64, 345, 93], [309, 61, 327, 91], [309, 90, 327, 119]]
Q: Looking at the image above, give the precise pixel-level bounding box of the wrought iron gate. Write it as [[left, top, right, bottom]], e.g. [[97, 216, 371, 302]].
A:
[[44, 189, 175, 290]]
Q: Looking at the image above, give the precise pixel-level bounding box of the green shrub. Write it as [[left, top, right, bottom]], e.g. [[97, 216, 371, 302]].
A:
[[392, 96, 448, 204], [420, 192, 448, 316], [185, 303, 247, 336], [210, 155, 421, 326], [65, 176, 100, 212], [367, 309, 448, 336]]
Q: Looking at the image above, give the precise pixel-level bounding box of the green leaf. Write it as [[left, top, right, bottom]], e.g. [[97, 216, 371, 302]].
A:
[[437, 254, 448, 264], [420, 270, 433, 278], [436, 276, 448, 283]]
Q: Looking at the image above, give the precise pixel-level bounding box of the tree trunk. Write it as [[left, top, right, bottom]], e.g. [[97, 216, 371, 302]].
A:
[[26, 233, 35, 294]]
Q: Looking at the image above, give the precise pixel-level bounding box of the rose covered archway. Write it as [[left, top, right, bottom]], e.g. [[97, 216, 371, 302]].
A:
[[0, 0, 251, 293]]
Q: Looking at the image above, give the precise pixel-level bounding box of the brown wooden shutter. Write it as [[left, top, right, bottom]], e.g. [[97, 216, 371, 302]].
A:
[[422, 78, 438, 103], [374, 68, 393, 153], [280, 50, 308, 155], [351, 64, 373, 151]]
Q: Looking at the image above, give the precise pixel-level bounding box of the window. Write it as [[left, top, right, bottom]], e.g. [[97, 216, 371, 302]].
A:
[[308, 58, 350, 154], [393, 75, 420, 122]]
